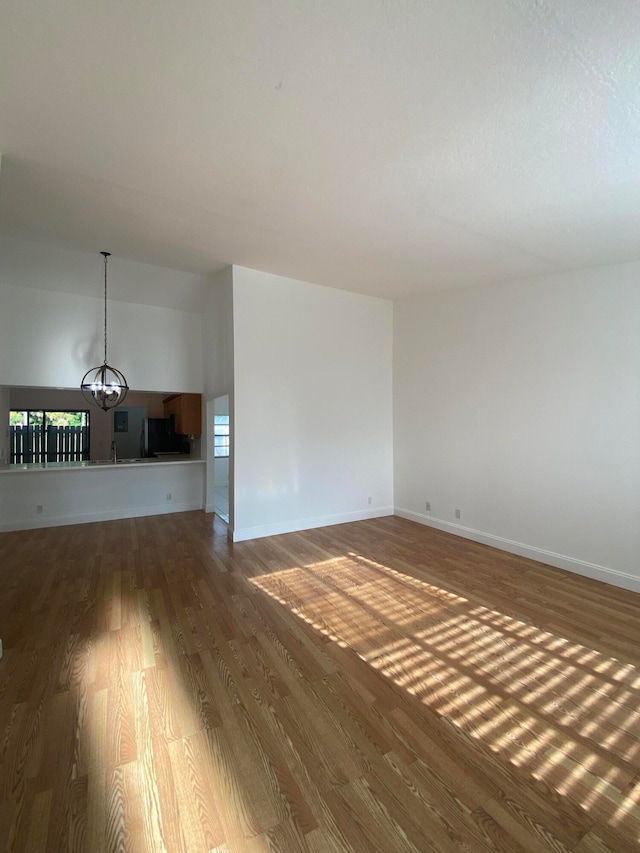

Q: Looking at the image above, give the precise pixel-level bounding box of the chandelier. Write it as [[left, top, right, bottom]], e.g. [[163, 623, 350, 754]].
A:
[[80, 252, 129, 411]]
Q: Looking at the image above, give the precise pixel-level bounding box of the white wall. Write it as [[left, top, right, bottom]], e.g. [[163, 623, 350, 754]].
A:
[[203, 266, 234, 401], [0, 386, 9, 465], [0, 236, 204, 394], [0, 233, 209, 311], [394, 262, 640, 590], [0, 282, 203, 393], [232, 266, 393, 541]]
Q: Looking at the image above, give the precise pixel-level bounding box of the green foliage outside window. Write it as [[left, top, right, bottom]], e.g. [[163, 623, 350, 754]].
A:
[[10, 410, 89, 427], [44, 411, 87, 427]]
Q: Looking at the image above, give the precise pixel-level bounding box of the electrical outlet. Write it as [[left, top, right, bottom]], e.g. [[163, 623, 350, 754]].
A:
[[368, 496, 372, 505], [166, 492, 172, 501], [425, 501, 431, 512], [36, 505, 43, 514], [455, 508, 461, 519]]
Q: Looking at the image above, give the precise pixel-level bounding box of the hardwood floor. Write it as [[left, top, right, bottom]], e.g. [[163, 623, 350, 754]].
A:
[[1, 512, 639, 851]]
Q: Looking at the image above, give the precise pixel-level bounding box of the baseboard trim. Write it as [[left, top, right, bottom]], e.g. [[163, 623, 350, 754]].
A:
[[395, 507, 640, 593], [0, 501, 204, 532], [232, 507, 394, 543]]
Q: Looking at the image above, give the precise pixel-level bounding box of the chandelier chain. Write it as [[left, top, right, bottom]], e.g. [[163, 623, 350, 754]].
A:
[[81, 250, 127, 411], [102, 251, 109, 364]]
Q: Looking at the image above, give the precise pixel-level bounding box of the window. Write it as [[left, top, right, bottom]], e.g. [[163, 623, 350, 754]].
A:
[[213, 414, 229, 457], [9, 410, 90, 463]]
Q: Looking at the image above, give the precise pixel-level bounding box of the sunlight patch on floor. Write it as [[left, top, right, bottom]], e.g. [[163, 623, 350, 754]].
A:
[[82, 588, 260, 850], [250, 551, 640, 836]]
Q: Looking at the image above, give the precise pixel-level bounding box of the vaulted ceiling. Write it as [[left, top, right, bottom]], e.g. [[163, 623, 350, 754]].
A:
[[1, 1, 639, 299]]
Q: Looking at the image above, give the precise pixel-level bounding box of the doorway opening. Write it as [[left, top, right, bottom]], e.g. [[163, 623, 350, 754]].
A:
[[212, 395, 230, 523]]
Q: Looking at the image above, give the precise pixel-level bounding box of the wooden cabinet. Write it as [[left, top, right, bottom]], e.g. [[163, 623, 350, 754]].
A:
[[163, 395, 179, 426], [163, 393, 202, 435]]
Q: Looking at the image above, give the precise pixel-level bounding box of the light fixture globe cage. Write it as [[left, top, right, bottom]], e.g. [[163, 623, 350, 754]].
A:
[[81, 363, 129, 411], [80, 250, 129, 411]]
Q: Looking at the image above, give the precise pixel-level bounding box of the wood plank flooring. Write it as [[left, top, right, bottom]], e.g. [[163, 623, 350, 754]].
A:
[[1, 512, 640, 851]]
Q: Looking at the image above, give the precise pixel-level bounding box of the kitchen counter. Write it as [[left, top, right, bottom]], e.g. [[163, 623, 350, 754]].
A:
[[0, 456, 203, 474]]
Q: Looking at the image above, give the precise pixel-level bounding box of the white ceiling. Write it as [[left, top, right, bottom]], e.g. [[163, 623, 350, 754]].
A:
[[1, 0, 639, 300]]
